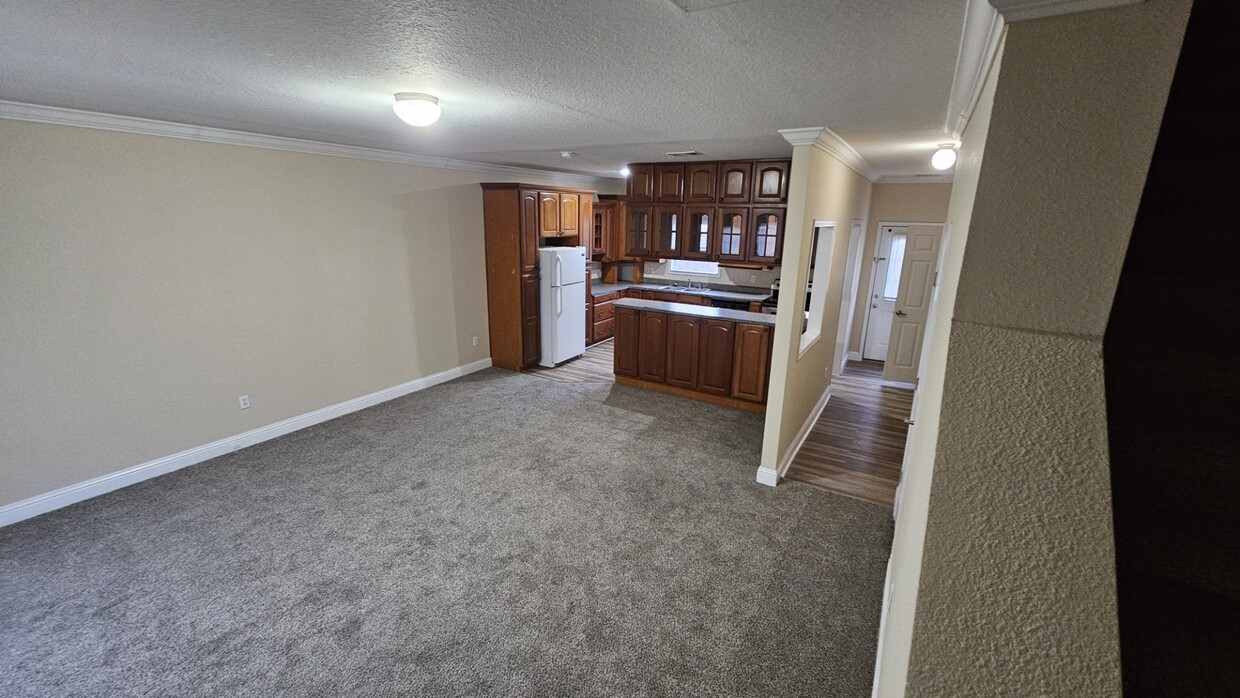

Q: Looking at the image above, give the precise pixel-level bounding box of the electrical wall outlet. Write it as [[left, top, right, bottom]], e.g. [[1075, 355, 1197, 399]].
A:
[[750, 274, 757, 283], [239, 395, 251, 409], [472, 336, 479, 347]]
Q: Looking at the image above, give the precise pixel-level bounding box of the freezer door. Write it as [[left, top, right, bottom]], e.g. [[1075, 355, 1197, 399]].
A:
[[540, 246, 587, 287]]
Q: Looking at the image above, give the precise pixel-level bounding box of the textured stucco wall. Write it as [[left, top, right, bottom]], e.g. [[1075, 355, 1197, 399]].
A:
[[903, 0, 1192, 694]]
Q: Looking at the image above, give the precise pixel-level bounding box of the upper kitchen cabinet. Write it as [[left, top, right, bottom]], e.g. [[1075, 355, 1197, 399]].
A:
[[714, 207, 749, 263], [627, 163, 654, 203], [717, 162, 753, 204], [654, 164, 685, 203], [519, 190, 540, 274], [653, 205, 682, 257], [626, 205, 652, 257], [539, 191, 560, 237], [749, 208, 784, 264], [752, 160, 790, 203], [591, 200, 614, 259], [683, 207, 713, 259], [538, 190, 585, 238], [685, 163, 717, 203], [560, 193, 580, 236]]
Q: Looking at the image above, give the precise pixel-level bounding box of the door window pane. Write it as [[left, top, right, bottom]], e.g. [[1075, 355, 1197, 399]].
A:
[[882, 233, 907, 300]]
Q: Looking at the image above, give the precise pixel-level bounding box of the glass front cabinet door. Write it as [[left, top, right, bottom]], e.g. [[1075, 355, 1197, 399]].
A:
[[749, 208, 783, 264], [714, 208, 748, 262], [683, 207, 713, 259], [626, 206, 652, 257]]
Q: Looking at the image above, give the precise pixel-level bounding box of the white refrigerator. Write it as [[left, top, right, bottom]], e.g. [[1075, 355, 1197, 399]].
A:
[[538, 246, 587, 367]]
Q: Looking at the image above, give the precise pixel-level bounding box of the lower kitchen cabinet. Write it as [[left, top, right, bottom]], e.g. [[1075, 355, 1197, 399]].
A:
[[612, 304, 772, 411], [697, 320, 736, 396], [637, 311, 668, 383], [614, 307, 640, 376], [665, 315, 700, 389], [731, 323, 772, 402], [520, 274, 541, 367]]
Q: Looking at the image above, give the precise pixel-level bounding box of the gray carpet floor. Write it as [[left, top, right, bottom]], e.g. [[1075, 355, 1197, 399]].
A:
[[1, 368, 894, 697]]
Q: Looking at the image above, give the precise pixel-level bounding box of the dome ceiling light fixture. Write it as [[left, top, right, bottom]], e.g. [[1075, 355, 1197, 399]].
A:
[[931, 143, 957, 171], [392, 92, 441, 127], [620, 166, 631, 177]]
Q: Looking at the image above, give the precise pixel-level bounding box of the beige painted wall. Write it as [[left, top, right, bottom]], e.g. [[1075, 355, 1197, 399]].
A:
[[849, 183, 952, 356], [899, 0, 1192, 695], [0, 119, 611, 507], [761, 139, 872, 474]]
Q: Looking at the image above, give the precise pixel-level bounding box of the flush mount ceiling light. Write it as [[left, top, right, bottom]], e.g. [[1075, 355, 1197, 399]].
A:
[[620, 166, 631, 177], [392, 92, 441, 127], [931, 143, 957, 170]]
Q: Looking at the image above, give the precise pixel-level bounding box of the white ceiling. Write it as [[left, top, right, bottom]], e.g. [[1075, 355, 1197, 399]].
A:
[[0, 0, 971, 179]]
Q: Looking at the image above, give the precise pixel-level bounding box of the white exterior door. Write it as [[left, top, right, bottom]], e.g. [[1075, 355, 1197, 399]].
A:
[[883, 225, 943, 383], [863, 225, 907, 360]]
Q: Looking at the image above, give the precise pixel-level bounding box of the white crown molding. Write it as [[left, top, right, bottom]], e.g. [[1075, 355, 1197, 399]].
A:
[[778, 127, 825, 146], [779, 126, 880, 182], [0, 358, 492, 527], [946, 0, 1006, 138], [989, 0, 1144, 22], [876, 175, 955, 184], [0, 100, 618, 187]]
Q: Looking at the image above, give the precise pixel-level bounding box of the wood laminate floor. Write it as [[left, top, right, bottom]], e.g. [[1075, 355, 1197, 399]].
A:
[[526, 339, 615, 383], [784, 360, 914, 508]]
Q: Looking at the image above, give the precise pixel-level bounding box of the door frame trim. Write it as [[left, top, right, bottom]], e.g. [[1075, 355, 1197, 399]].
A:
[[859, 221, 945, 362]]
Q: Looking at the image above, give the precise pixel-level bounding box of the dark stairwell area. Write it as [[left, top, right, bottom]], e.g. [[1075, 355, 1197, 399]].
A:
[[1105, 0, 1240, 694]]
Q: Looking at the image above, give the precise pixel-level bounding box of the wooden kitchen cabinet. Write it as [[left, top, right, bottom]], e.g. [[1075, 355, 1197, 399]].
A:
[[519, 190, 540, 274], [653, 205, 682, 257], [752, 160, 790, 203], [717, 161, 753, 203], [539, 191, 561, 237], [591, 201, 613, 258], [698, 319, 736, 396], [683, 206, 714, 259], [637, 311, 668, 383], [665, 314, 700, 390], [685, 163, 717, 203], [626, 205, 652, 257], [540, 191, 581, 237], [654, 164, 685, 203], [481, 182, 596, 371], [732, 323, 772, 402], [749, 208, 784, 264], [613, 307, 640, 376], [627, 163, 654, 203], [714, 208, 749, 262], [560, 193, 580, 236]]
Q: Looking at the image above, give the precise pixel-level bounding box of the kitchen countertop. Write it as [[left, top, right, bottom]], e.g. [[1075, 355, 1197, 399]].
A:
[[614, 298, 776, 326], [591, 281, 770, 303]]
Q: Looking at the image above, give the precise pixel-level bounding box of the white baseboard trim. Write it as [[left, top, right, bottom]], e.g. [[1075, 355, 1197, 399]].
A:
[[847, 351, 863, 362], [0, 358, 492, 528], [755, 467, 780, 487], [754, 385, 833, 488]]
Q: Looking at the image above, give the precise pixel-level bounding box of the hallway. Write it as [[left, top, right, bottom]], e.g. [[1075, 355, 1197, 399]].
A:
[[784, 360, 914, 507]]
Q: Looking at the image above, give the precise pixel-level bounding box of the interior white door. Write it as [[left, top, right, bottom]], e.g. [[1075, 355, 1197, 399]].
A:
[[883, 225, 943, 383], [863, 226, 907, 360]]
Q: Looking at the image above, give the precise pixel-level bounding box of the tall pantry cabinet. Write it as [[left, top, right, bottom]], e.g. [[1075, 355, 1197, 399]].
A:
[[480, 183, 595, 371]]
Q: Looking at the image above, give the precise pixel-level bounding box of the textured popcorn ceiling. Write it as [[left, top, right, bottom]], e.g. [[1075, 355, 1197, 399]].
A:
[[0, 0, 966, 177]]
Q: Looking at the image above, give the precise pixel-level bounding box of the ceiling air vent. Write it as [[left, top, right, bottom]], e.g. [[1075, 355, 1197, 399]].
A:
[[665, 150, 703, 157]]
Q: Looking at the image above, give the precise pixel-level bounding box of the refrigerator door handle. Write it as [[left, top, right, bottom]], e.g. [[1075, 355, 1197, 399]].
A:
[[555, 287, 562, 317], [555, 256, 563, 288]]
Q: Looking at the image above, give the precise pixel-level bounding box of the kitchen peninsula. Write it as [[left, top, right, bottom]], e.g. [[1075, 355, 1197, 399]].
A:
[[613, 298, 775, 412]]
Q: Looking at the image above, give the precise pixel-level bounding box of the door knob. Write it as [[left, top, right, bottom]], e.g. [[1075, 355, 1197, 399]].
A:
[[894, 310, 908, 316]]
